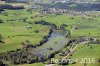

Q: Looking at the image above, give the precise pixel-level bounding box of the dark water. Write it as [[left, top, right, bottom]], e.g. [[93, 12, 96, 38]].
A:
[[32, 30, 68, 59], [50, 30, 67, 38]]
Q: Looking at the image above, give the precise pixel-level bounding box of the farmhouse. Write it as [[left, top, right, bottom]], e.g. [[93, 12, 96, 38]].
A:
[[0, 8, 4, 13], [40, 7, 92, 16], [25, 26, 32, 30]]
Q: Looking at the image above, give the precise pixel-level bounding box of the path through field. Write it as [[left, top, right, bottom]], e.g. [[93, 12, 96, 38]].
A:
[[62, 41, 90, 60]]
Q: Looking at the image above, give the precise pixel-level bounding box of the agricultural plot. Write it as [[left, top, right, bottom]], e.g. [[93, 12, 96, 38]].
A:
[[0, 2, 100, 66], [69, 44, 100, 66], [0, 9, 49, 53], [71, 15, 100, 37]]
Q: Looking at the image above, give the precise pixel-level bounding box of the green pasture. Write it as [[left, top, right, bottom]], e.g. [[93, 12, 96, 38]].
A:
[[0, 8, 100, 66], [53, 44, 100, 66], [0, 9, 100, 53], [0, 9, 50, 53], [68, 44, 100, 66]]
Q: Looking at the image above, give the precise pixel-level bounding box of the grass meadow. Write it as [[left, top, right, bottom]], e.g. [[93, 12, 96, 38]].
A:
[[0, 8, 100, 66]]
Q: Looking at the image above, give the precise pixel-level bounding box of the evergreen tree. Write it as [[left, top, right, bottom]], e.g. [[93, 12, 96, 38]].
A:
[[0, 34, 3, 43], [0, 19, 3, 23]]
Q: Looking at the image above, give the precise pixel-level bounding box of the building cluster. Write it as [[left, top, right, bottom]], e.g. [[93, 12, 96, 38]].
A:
[[0, 0, 99, 3], [40, 8, 92, 16], [50, 0, 100, 3]]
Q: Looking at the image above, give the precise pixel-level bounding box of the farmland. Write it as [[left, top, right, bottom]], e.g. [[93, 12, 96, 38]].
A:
[[0, 9, 50, 53], [0, 1, 100, 66], [0, 9, 82, 53]]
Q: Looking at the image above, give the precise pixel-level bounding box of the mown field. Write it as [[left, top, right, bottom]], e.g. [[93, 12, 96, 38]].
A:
[[53, 44, 100, 66], [0, 9, 82, 53], [68, 44, 100, 66], [72, 13, 100, 37], [0, 7, 100, 66], [0, 9, 50, 53], [53, 12, 100, 66]]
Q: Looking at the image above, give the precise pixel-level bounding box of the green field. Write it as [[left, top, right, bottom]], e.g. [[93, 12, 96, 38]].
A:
[[0, 9, 50, 53], [0, 7, 100, 66], [69, 44, 100, 66], [0, 9, 81, 53]]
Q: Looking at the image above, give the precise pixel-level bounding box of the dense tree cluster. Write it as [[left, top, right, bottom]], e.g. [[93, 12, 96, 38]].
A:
[[34, 20, 68, 30], [34, 20, 57, 30], [36, 29, 53, 47], [0, 4, 24, 10], [0, 44, 45, 64], [59, 24, 68, 30], [0, 8, 4, 12], [6, 0, 28, 3], [0, 42, 62, 65], [0, 28, 54, 64], [37, 2, 100, 11], [0, 34, 4, 43], [0, 19, 3, 23], [0, 61, 7, 66], [0, 29, 69, 65]]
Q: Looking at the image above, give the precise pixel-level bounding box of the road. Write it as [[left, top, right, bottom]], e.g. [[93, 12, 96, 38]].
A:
[[45, 41, 90, 66]]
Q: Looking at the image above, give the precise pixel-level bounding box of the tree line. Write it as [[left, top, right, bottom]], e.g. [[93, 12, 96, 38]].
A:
[[37, 2, 100, 11], [0, 28, 53, 64], [0, 4, 24, 11], [34, 20, 57, 30], [34, 20, 68, 30]]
